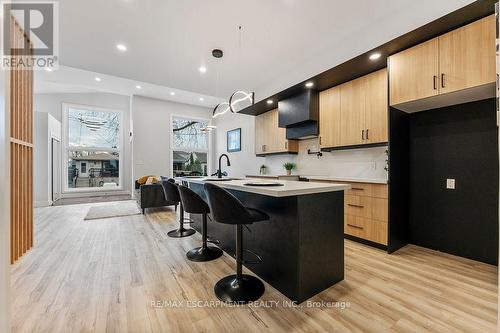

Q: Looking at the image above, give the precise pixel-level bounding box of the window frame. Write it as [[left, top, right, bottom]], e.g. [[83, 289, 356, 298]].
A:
[[169, 113, 211, 178], [62, 103, 124, 193]]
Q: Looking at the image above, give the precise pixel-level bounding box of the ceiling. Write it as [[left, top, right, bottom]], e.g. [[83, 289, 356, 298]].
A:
[[42, 0, 476, 104], [34, 65, 224, 107]]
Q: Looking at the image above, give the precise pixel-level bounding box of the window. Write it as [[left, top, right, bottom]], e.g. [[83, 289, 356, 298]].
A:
[[64, 105, 122, 191], [171, 116, 209, 177]]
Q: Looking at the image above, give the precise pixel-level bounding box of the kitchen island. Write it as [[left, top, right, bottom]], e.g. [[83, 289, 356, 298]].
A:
[[181, 178, 350, 303]]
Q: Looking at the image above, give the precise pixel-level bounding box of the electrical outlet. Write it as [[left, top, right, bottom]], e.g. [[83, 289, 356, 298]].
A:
[[446, 178, 455, 190], [371, 161, 376, 170]]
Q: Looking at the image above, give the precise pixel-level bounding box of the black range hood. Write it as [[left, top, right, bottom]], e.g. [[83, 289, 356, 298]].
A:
[[278, 90, 319, 139]]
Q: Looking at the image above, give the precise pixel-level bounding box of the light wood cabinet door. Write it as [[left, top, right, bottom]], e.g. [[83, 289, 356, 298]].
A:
[[269, 108, 284, 152], [345, 216, 388, 245], [254, 108, 298, 155], [340, 77, 366, 146], [365, 69, 388, 144], [389, 38, 439, 105], [439, 15, 495, 94], [319, 86, 341, 148], [255, 112, 266, 154]]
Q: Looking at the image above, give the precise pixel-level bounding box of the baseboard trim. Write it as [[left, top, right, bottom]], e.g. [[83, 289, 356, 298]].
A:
[[344, 234, 388, 251], [61, 190, 131, 199], [34, 201, 51, 208]]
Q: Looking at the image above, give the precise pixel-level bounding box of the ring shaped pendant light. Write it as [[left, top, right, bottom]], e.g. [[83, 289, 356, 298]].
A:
[[229, 91, 254, 113], [212, 101, 232, 119]]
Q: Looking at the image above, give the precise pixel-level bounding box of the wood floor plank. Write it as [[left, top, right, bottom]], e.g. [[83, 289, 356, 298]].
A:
[[10, 201, 498, 333]]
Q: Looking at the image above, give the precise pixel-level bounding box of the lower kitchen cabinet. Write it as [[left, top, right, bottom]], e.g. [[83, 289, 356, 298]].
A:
[[344, 216, 387, 245], [312, 179, 388, 246]]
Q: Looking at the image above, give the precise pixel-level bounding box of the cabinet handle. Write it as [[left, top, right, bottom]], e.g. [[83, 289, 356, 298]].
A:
[[433, 75, 437, 90], [362, 130, 365, 140], [351, 187, 364, 191], [319, 136, 322, 145], [285, 141, 288, 149], [366, 129, 369, 140], [347, 223, 364, 229], [347, 204, 364, 208], [441, 73, 445, 88]]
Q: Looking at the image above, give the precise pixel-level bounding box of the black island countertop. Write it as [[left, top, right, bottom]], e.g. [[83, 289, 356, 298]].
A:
[[179, 177, 350, 303]]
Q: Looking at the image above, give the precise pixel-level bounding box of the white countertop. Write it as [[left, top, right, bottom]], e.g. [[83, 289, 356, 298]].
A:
[[245, 174, 388, 184], [180, 177, 351, 197]]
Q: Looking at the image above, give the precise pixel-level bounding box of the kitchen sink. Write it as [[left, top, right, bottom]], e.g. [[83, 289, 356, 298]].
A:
[[203, 177, 238, 181]]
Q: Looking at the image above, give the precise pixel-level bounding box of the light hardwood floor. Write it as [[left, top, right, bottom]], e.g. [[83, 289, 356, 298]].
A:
[[11, 202, 498, 332]]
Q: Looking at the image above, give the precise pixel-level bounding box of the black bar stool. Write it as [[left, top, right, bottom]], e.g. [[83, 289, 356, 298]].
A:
[[178, 184, 223, 262], [162, 179, 195, 238], [204, 183, 268, 304]]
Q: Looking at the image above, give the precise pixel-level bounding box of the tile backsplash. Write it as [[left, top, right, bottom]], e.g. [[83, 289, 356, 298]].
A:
[[261, 138, 388, 180]]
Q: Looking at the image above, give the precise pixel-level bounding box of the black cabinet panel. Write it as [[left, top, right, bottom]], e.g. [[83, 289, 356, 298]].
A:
[[408, 99, 498, 265]]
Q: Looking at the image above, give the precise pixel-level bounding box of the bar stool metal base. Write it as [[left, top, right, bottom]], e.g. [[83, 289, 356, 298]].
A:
[[214, 274, 265, 304], [186, 246, 223, 262], [167, 202, 195, 238], [167, 228, 195, 238]]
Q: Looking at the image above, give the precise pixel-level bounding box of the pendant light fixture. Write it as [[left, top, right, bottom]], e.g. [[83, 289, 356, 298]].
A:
[[202, 48, 226, 131], [206, 25, 255, 125], [229, 25, 255, 113]]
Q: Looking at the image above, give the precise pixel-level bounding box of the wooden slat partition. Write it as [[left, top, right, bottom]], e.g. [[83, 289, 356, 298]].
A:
[[9, 16, 34, 264]]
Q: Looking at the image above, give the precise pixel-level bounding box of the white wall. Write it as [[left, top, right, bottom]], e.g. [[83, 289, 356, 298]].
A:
[[33, 92, 132, 198], [213, 112, 264, 178], [0, 70, 10, 332], [131, 96, 213, 181], [214, 111, 388, 180]]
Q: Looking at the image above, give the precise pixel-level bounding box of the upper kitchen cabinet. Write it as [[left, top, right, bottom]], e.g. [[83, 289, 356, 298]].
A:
[[340, 76, 366, 146], [255, 108, 298, 156], [389, 15, 495, 112], [319, 86, 341, 148], [438, 15, 496, 94], [320, 68, 388, 149], [389, 38, 439, 106], [365, 68, 388, 144]]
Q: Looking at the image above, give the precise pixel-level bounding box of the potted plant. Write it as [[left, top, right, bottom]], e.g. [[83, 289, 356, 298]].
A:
[[283, 162, 296, 176], [259, 164, 267, 175]]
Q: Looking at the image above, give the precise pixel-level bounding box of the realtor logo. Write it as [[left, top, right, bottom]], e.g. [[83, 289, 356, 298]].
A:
[[1, 1, 59, 70]]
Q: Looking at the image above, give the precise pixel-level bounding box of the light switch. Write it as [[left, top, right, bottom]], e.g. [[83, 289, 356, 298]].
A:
[[446, 178, 455, 190]]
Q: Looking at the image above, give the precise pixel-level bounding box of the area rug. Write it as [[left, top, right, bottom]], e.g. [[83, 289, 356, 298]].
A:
[[84, 201, 141, 220]]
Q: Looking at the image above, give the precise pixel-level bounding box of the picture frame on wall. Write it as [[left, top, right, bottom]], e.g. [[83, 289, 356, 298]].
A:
[[227, 128, 241, 152]]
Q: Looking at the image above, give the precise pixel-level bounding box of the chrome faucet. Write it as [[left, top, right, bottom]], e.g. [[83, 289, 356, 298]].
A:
[[217, 154, 231, 178]]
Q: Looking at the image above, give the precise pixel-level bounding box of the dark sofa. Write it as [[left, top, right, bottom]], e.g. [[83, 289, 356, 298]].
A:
[[135, 181, 177, 214]]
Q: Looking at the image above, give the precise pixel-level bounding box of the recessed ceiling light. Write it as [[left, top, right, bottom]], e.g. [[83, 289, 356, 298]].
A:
[[135, 85, 142, 89], [95, 77, 102, 82], [116, 43, 127, 52], [305, 81, 314, 88], [45, 68, 53, 72], [199, 66, 207, 73], [267, 99, 273, 104], [199, 97, 204, 101], [369, 52, 382, 60], [170, 92, 175, 96]]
